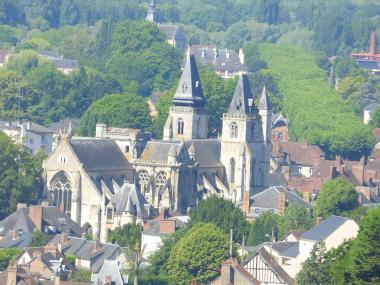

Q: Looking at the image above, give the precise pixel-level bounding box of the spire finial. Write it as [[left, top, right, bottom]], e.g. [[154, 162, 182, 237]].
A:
[[259, 85, 271, 110]]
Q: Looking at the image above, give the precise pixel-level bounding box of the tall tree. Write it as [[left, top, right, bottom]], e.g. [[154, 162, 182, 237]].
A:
[[189, 195, 249, 243], [280, 204, 314, 238], [247, 211, 280, 246], [370, 106, 380, 128], [315, 178, 359, 219], [167, 223, 231, 284], [0, 132, 44, 219]]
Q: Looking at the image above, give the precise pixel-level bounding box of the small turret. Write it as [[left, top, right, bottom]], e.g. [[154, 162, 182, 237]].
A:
[[258, 86, 272, 144], [146, 0, 157, 24]]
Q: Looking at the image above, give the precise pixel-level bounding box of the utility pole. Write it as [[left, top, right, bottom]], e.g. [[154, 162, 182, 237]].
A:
[[229, 229, 233, 257]]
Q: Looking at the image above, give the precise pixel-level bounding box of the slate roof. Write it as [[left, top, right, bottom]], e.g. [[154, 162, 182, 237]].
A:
[[0, 120, 54, 133], [301, 215, 351, 241], [272, 114, 288, 128], [109, 183, 148, 218], [242, 247, 295, 285], [49, 235, 123, 273], [139, 139, 223, 168], [37, 50, 79, 69], [0, 206, 82, 248], [258, 86, 271, 110], [190, 45, 248, 74], [364, 102, 379, 112], [172, 54, 206, 107], [49, 118, 80, 133], [228, 75, 256, 114], [357, 59, 380, 70], [158, 24, 183, 40], [249, 186, 312, 212], [68, 139, 132, 172]]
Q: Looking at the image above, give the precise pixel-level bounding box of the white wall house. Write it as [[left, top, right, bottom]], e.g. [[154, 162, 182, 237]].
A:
[[0, 121, 54, 155]]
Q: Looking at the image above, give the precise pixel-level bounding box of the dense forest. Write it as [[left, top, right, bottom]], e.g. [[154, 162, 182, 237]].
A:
[[0, 0, 379, 157]]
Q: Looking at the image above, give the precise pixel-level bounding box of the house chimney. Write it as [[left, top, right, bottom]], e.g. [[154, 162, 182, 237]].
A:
[[95, 123, 107, 138], [277, 191, 286, 215], [242, 192, 251, 215], [29, 206, 43, 231], [352, 164, 365, 186], [61, 233, 69, 245], [370, 32, 377, 55], [317, 216, 324, 225], [220, 260, 233, 285], [93, 240, 101, 252], [7, 264, 17, 285], [11, 230, 19, 240]]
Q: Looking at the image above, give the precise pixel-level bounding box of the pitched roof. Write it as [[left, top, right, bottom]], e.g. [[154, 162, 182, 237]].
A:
[[68, 139, 132, 172], [49, 236, 122, 273], [258, 86, 271, 110], [276, 141, 325, 165], [228, 75, 255, 114], [158, 24, 183, 39], [364, 102, 379, 112], [49, 118, 80, 133], [0, 206, 82, 248], [301, 215, 352, 241], [171, 54, 206, 107], [249, 186, 312, 212], [242, 247, 295, 285]]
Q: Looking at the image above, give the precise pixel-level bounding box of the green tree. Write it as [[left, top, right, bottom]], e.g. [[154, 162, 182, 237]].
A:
[[280, 204, 314, 238], [296, 241, 331, 285], [0, 132, 43, 219], [69, 269, 92, 282], [78, 93, 151, 137], [349, 206, 380, 283], [144, 229, 187, 281], [29, 229, 46, 247], [370, 106, 380, 128], [108, 224, 143, 285], [247, 211, 280, 246], [189, 195, 248, 243], [167, 223, 231, 284], [315, 178, 359, 219], [0, 248, 21, 271]]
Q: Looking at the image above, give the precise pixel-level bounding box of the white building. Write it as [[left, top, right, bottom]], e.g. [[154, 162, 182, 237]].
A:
[[0, 120, 54, 155]]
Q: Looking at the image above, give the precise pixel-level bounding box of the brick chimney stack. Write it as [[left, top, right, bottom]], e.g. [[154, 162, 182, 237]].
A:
[[11, 229, 19, 240], [317, 216, 324, 225], [29, 206, 43, 231], [277, 191, 286, 215], [242, 192, 251, 215], [93, 240, 101, 252]]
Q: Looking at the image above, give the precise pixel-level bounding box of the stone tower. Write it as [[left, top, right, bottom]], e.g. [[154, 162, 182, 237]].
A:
[[220, 75, 270, 202], [163, 53, 208, 140], [146, 0, 157, 24]]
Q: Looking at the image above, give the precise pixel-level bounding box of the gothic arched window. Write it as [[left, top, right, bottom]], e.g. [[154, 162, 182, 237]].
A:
[[230, 122, 238, 138], [155, 172, 168, 207], [230, 158, 236, 183], [177, 118, 184, 135], [51, 172, 72, 212]]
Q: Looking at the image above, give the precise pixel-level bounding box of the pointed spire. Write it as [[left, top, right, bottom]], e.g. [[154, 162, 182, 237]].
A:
[[171, 54, 206, 107], [259, 86, 271, 110], [228, 74, 255, 114], [146, 0, 157, 23]]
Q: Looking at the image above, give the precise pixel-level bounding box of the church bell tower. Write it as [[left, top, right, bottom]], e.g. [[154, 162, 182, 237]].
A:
[[163, 52, 208, 141]]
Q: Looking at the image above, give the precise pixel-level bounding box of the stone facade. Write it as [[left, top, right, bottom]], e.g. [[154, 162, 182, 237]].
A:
[[42, 53, 271, 241]]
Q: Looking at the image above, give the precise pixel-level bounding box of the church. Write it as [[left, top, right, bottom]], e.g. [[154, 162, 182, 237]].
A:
[[42, 53, 271, 241]]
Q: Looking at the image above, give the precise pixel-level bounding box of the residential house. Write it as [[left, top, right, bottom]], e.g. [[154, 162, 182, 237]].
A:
[[242, 247, 295, 285], [141, 209, 189, 258], [0, 205, 83, 248], [190, 45, 247, 79], [210, 258, 261, 285], [49, 234, 126, 273], [38, 50, 79, 74], [0, 120, 54, 154], [272, 114, 289, 146], [91, 260, 128, 285], [271, 216, 358, 278], [145, 0, 186, 51], [0, 263, 91, 285], [244, 186, 313, 220], [15, 245, 74, 281]]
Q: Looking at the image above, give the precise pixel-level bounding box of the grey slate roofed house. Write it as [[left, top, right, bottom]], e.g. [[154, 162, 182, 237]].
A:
[[0, 205, 83, 248], [248, 186, 313, 218], [300, 215, 351, 241], [37, 50, 79, 74], [49, 235, 125, 273], [190, 45, 247, 79]]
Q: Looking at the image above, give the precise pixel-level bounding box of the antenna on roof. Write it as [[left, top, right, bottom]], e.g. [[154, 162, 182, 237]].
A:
[[229, 229, 233, 257]]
